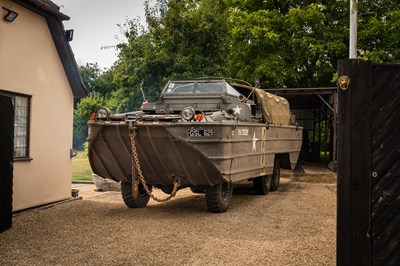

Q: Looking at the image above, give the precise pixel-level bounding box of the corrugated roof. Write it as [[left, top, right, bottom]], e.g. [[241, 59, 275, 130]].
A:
[[267, 87, 336, 108]]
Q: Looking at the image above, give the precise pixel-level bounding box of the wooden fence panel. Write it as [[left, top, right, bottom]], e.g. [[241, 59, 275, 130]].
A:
[[337, 59, 372, 266], [370, 64, 400, 266], [337, 60, 400, 265]]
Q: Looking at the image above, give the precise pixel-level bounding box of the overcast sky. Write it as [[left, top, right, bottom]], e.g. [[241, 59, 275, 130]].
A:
[[55, 0, 147, 69]]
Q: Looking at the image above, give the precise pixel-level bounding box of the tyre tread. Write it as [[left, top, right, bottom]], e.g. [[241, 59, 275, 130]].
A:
[[121, 182, 151, 208], [205, 183, 233, 213]]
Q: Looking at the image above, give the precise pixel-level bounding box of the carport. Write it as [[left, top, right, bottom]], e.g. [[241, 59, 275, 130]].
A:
[[266, 87, 337, 169]]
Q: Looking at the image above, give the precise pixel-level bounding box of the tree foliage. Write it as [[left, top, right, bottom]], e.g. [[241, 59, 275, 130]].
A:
[[79, 63, 116, 96], [73, 92, 110, 149], [83, 0, 400, 107], [358, 0, 400, 62], [226, 0, 349, 88], [73, 0, 400, 148], [111, 0, 229, 113], [74, 64, 117, 149]]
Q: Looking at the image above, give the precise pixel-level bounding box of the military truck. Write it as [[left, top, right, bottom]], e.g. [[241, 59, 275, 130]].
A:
[[87, 77, 302, 213]]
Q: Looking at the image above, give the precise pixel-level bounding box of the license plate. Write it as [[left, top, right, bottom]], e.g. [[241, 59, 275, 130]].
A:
[[188, 129, 215, 137]]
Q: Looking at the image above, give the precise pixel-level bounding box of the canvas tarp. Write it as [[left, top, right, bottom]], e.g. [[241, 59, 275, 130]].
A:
[[255, 88, 291, 125]]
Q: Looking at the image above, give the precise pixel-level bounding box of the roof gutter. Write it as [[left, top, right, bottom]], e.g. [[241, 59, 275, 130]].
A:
[[12, 0, 69, 20]]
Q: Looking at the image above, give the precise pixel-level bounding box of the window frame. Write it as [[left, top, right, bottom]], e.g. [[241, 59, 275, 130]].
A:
[[0, 90, 32, 161]]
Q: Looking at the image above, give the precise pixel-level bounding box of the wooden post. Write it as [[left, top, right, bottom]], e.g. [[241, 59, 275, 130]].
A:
[[332, 90, 337, 171], [324, 104, 328, 162], [337, 59, 372, 265]]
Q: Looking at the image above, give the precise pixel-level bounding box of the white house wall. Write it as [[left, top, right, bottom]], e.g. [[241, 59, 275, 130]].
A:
[[0, 0, 74, 210]]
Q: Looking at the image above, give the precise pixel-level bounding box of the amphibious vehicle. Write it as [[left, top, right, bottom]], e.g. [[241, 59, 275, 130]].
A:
[[88, 78, 302, 212]]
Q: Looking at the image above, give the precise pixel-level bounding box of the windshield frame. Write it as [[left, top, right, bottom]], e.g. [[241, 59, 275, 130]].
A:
[[162, 79, 242, 96]]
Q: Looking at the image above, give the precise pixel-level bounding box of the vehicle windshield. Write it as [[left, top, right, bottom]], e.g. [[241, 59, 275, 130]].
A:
[[165, 82, 195, 93], [195, 82, 224, 93], [163, 80, 242, 96]]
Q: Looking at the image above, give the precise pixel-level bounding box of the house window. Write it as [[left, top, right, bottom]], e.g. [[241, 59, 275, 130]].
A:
[[14, 95, 30, 159]]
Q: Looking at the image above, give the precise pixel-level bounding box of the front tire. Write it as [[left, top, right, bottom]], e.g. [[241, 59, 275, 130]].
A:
[[253, 174, 272, 195], [121, 181, 151, 208], [205, 183, 233, 213], [270, 157, 281, 191]]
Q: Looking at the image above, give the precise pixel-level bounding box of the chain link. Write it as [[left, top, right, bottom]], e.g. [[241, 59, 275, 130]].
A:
[[129, 128, 180, 202]]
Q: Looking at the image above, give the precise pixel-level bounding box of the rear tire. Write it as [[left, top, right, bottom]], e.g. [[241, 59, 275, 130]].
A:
[[253, 175, 272, 195], [205, 183, 233, 213], [121, 181, 151, 208], [270, 157, 281, 191]]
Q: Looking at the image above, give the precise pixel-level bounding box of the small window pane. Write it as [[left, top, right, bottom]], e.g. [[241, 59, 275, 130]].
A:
[[14, 96, 29, 158], [226, 84, 241, 96], [195, 82, 224, 93], [164, 82, 195, 93]]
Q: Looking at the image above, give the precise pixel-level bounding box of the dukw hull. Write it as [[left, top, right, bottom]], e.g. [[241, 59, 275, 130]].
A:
[[88, 121, 302, 189]]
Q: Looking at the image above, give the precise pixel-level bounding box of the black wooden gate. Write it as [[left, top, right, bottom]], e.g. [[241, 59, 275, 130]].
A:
[[0, 94, 14, 233], [337, 60, 400, 265]]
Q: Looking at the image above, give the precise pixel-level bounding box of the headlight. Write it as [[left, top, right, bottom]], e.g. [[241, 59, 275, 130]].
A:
[[181, 107, 195, 121], [96, 107, 110, 119]]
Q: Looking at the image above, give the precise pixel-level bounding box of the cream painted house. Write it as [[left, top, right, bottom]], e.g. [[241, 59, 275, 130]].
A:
[[0, 0, 87, 220]]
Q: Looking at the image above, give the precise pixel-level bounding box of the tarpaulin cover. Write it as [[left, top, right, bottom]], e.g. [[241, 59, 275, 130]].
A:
[[255, 88, 291, 125]]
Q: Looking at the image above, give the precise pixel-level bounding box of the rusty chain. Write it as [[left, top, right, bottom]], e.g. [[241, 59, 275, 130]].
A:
[[128, 127, 180, 202]]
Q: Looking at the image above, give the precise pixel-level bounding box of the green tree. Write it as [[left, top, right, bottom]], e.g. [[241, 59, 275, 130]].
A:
[[225, 0, 400, 88], [79, 63, 116, 96], [73, 0, 400, 149], [79, 63, 101, 91], [77, 0, 400, 118], [225, 0, 348, 88], [73, 92, 109, 149], [74, 64, 117, 149], [358, 1, 400, 62], [112, 18, 157, 113], [146, 0, 228, 78], [111, 0, 229, 112]]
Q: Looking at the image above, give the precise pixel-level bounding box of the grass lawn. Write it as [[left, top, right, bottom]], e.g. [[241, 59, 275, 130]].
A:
[[72, 151, 93, 181]]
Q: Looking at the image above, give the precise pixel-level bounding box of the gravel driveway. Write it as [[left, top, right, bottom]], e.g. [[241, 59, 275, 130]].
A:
[[0, 172, 336, 265]]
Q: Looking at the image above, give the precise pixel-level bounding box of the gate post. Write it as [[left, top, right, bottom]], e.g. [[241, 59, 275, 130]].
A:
[[337, 59, 372, 265]]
